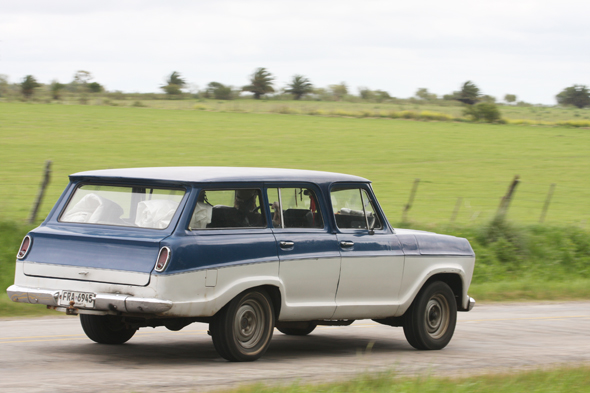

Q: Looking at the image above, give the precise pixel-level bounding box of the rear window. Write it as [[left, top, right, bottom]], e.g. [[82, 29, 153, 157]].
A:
[[60, 184, 185, 229]]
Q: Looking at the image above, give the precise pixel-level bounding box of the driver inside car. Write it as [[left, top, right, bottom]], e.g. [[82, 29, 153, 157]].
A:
[[233, 189, 263, 227]]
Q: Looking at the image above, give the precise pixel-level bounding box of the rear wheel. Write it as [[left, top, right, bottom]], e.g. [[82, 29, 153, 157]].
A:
[[210, 289, 275, 362], [276, 323, 317, 336], [403, 281, 457, 350], [80, 314, 137, 344]]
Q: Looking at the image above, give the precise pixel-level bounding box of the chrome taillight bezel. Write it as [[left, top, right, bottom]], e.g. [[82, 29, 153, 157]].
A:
[[154, 246, 171, 272], [17, 235, 32, 260]]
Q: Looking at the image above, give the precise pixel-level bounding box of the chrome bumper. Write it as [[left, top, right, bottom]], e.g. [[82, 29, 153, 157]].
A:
[[458, 296, 476, 312], [7, 285, 173, 314]]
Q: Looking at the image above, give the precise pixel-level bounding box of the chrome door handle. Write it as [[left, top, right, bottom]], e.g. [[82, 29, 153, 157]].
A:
[[340, 241, 354, 248], [280, 241, 294, 248]]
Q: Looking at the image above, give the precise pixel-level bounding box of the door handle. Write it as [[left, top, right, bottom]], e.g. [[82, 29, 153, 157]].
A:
[[340, 241, 354, 248], [280, 241, 294, 248]]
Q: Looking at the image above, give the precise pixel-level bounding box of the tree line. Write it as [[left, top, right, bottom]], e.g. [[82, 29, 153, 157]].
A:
[[2, 68, 589, 109]]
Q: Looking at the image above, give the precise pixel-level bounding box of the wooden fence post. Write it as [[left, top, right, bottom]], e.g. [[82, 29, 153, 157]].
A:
[[28, 160, 52, 224], [539, 183, 556, 223], [402, 178, 420, 222], [496, 175, 520, 220], [450, 197, 463, 224]]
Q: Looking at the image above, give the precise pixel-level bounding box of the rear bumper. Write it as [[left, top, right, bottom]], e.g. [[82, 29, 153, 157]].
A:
[[7, 285, 173, 314]]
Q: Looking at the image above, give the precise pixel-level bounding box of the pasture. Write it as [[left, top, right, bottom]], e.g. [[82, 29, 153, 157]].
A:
[[1, 102, 589, 314], [1, 102, 589, 226]]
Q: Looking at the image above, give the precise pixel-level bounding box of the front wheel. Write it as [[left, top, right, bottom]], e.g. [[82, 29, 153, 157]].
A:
[[210, 289, 275, 362], [403, 281, 457, 350], [80, 314, 137, 344]]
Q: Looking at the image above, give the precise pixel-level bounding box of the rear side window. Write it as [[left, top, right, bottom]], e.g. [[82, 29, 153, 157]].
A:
[[267, 187, 324, 229], [189, 189, 266, 229], [60, 184, 185, 229]]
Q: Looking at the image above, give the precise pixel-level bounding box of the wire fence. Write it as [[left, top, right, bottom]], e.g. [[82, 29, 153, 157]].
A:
[[1, 170, 588, 228]]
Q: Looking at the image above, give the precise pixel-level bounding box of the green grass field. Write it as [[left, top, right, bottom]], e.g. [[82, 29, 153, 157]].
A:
[[1, 102, 589, 316], [1, 102, 589, 226]]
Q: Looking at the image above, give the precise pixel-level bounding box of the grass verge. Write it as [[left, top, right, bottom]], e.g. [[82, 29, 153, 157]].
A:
[[469, 279, 590, 301], [0, 294, 55, 318], [215, 365, 590, 393]]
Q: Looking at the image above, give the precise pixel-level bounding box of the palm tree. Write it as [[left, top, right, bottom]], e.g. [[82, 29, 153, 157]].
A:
[[161, 71, 186, 96], [284, 75, 313, 100], [243, 68, 274, 99], [167, 71, 186, 87]]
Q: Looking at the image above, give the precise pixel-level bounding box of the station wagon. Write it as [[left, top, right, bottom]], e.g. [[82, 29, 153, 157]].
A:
[[9, 167, 475, 361]]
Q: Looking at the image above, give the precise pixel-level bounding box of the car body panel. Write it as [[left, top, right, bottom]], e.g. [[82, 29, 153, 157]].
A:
[[9, 167, 475, 323], [332, 231, 405, 319]]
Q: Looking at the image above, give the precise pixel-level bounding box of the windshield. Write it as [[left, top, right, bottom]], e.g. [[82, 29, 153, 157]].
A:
[[60, 184, 185, 229]]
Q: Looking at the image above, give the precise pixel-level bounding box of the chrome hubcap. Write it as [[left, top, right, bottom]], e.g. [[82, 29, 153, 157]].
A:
[[425, 293, 450, 339]]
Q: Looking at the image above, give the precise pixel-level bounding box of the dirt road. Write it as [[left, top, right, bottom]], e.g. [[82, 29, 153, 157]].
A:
[[1, 301, 589, 393]]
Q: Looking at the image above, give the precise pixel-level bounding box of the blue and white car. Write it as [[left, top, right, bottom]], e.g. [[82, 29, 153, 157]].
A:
[[9, 167, 475, 361]]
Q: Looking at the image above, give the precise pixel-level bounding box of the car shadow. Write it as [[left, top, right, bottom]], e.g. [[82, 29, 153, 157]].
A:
[[41, 328, 414, 365]]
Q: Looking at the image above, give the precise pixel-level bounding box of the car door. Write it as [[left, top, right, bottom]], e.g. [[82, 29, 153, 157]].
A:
[[330, 186, 405, 319], [176, 187, 280, 295], [267, 185, 341, 320]]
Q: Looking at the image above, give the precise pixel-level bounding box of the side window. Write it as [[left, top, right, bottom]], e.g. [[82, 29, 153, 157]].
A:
[[267, 187, 324, 229], [331, 188, 382, 230], [189, 189, 266, 229]]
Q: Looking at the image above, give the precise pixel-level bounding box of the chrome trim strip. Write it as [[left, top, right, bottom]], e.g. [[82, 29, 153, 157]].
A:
[[7, 285, 172, 314], [468, 296, 475, 311]]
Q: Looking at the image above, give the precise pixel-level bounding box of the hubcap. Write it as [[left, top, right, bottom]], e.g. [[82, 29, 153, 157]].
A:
[[424, 293, 450, 339], [234, 298, 265, 349]]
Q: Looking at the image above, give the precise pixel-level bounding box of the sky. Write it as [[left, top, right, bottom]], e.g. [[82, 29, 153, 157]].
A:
[[1, 0, 589, 105]]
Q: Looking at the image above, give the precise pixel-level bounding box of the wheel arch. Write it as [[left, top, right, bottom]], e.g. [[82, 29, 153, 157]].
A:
[[214, 284, 282, 319], [258, 284, 282, 319], [398, 270, 468, 316], [423, 273, 463, 310]]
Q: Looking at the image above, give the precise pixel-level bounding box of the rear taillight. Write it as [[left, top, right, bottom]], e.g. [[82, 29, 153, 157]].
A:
[[155, 247, 171, 272], [17, 235, 32, 260]]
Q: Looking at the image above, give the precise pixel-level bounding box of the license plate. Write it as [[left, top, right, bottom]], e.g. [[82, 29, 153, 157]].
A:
[[58, 290, 95, 308]]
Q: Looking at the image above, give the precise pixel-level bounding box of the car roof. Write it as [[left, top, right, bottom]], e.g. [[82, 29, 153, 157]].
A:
[[70, 167, 370, 184]]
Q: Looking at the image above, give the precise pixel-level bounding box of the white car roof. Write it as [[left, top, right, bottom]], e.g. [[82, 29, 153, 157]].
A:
[[70, 167, 369, 184]]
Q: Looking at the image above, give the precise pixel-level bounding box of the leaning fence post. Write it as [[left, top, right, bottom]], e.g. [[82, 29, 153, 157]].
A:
[[539, 183, 556, 223], [28, 160, 52, 224], [450, 197, 463, 224], [496, 175, 520, 220], [402, 178, 420, 223]]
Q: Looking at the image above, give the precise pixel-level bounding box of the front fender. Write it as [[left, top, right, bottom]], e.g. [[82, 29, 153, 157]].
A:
[[396, 256, 474, 315]]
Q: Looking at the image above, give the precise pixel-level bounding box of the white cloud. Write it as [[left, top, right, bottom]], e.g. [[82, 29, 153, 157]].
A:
[[1, 0, 589, 103]]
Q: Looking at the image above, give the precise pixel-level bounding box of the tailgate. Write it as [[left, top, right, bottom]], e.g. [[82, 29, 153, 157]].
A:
[[23, 226, 164, 286]]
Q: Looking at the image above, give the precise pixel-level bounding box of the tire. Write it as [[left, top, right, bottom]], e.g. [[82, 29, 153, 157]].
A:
[[276, 323, 317, 336], [210, 289, 275, 362], [80, 314, 137, 344], [403, 281, 457, 350]]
